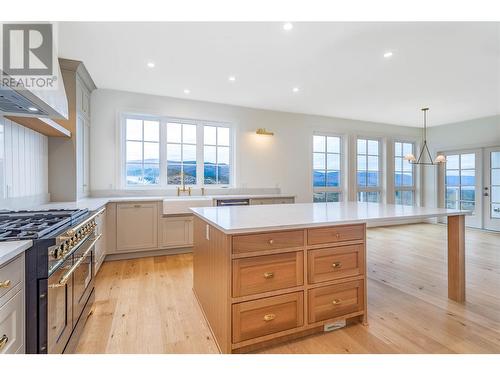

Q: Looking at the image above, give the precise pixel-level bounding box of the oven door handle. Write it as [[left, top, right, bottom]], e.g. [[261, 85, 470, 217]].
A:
[[49, 234, 101, 289]]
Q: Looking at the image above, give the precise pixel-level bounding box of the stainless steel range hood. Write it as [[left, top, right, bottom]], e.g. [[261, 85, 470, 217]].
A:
[[0, 60, 70, 137]]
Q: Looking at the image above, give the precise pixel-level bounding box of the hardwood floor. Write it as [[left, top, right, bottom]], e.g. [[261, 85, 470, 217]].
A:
[[75, 223, 500, 354]]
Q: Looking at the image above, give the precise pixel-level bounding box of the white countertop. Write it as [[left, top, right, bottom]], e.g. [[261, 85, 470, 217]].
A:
[[191, 202, 470, 234], [31, 194, 296, 212], [33, 196, 167, 212], [0, 240, 32, 266]]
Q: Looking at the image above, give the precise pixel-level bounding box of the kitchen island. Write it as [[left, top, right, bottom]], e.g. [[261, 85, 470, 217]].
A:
[[190, 202, 468, 353]]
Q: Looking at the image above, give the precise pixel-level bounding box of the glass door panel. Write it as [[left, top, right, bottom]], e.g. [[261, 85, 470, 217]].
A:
[[444, 150, 482, 228], [484, 147, 500, 231]]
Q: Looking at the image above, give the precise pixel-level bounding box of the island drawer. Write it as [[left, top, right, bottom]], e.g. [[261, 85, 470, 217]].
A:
[[307, 224, 364, 246], [308, 244, 364, 284], [308, 280, 364, 324], [232, 230, 304, 254], [232, 252, 304, 297], [0, 254, 24, 301], [232, 292, 304, 343]]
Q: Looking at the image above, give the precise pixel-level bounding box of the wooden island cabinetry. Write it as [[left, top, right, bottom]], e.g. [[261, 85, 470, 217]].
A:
[[192, 202, 468, 353], [192, 217, 367, 353]]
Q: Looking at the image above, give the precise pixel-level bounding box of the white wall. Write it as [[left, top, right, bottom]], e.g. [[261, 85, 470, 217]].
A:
[[423, 115, 500, 209], [0, 116, 49, 209], [91, 89, 421, 203]]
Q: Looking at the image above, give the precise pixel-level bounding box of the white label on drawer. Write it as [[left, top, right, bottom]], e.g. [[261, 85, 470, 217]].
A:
[[324, 320, 346, 332]]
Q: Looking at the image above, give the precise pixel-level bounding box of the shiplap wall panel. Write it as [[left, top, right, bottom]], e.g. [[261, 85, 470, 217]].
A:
[[0, 116, 49, 202]]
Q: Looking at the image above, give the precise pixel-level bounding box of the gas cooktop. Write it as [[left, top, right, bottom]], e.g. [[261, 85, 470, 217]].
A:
[[0, 209, 89, 241]]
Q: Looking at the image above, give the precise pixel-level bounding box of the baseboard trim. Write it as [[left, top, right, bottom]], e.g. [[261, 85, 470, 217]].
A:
[[105, 247, 193, 261]]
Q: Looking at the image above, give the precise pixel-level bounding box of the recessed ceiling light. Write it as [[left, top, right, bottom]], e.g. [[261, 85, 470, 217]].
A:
[[283, 22, 293, 31], [383, 51, 393, 58], [292, 87, 299, 93], [147, 61, 155, 68], [228, 76, 236, 82], [183, 89, 190, 94], [28, 107, 38, 112]]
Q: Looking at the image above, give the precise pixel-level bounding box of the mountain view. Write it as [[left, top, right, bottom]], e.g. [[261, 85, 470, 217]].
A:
[[313, 171, 414, 187], [126, 160, 229, 185]]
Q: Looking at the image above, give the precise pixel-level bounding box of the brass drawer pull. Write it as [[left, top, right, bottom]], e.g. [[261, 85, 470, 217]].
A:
[[263, 272, 274, 279], [332, 299, 342, 305], [335, 233, 340, 239], [263, 313, 276, 322], [332, 262, 342, 269], [0, 280, 11, 288], [268, 239, 274, 245], [0, 334, 8, 349]]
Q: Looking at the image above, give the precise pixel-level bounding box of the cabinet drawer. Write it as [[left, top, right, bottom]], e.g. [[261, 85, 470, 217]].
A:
[[232, 292, 304, 343], [308, 245, 364, 284], [232, 252, 303, 297], [0, 289, 24, 354], [307, 224, 364, 246], [232, 230, 304, 254], [308, 281, 364, 324], [0, 254, 24, 301]]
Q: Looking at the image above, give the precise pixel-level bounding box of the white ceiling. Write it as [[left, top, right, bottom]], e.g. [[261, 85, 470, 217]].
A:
[[58, 22, 500, 127]]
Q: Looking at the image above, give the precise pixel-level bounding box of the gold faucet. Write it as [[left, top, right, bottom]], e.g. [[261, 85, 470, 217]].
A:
[[177, 171, 192, 196]]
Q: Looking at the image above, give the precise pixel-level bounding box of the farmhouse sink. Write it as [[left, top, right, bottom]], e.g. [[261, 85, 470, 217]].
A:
[[162, 196, 213, 215]]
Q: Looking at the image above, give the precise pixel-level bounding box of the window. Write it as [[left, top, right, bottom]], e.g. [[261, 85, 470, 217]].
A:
[[122, 114, 232, 188], [166, 122, 197, 185], [445, 153, 476, 212], [204, 125, 230, 185], [357, 138, 381, 202], [125, 117, 160, 186], [312, 134, 342, 202], [394, 141, 415, 205]]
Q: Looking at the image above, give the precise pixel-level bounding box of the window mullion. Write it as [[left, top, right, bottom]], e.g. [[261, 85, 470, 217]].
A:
[[197, 123, 203, 187], [215, 127, 219, 184]]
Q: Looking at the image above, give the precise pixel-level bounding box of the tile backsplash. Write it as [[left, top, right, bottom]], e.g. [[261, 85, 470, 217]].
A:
[[0, 116, 49, 209]]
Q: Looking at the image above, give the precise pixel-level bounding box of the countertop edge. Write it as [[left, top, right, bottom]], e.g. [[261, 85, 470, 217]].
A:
[[0, 240, 32, 266], [31, 194, 296, 212], [190, 209, 469, 235]]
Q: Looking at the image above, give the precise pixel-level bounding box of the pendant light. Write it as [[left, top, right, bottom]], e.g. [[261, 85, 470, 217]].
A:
[[404, 108, 446, 165]]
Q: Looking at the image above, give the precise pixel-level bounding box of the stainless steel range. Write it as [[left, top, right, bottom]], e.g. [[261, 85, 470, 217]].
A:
[[0, 208, 102, 354]]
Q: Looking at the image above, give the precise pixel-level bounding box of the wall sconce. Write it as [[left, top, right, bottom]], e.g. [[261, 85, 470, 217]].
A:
[[256, 128, 274, 136]]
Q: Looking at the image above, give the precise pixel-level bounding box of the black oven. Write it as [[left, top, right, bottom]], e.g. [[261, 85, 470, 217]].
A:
[[38, 231, 99, 354]]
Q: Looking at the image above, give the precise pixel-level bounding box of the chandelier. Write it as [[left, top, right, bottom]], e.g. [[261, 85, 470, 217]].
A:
[[404, 108, 446, 165]]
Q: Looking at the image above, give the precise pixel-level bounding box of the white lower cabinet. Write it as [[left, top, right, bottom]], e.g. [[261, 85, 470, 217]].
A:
[[159, 216, 193, 248], [116, 202, 159, 252], [0, 254, 25, 354]]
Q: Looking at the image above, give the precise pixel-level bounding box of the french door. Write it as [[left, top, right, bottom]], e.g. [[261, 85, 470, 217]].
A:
[[484, 147, 500, 231], [440, 147, 500, 231], [443, 150, 482, 228]]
